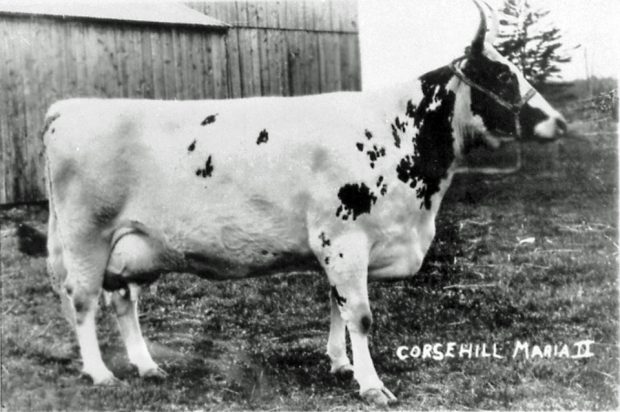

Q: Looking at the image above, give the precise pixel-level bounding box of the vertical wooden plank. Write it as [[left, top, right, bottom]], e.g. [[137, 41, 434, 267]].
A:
[[266, 1, 288, 96], [226, 28, 243, 97], [256, 2, 270, 95], [173, 29, 187, 99], [116, 26, 130, 97], [349, 33, 361, 90], [330, 0, 343, 31], [304, 31, 321, 94], [83, 22, 98, 96], [0, 18, 10, 202], [341, 33, 361, 91], [283, 0, 303, 95], [314, 0, 332, 31], [51, 18, 66, 100], [303, 0, 317, 31], [3, 19, 15, 201], [7, 20, 28, 201], [20, 19, 35, 200], [319, 32, 341, 93], [210, 34, 229, 99], [141, 27, 154, 98], [339, 33, 351, 91], [4, 19, 18, 201], [276, 1, 290, 96], [127, 28, 142, 98], [163, 29, 177, 99], [237, 1, 261, 96], [196, 31, 210, 99], [63, 22, 79, 97], [283, 0, 303, 30], [213, 2, 242, 98], [183, 30, 195, 99], [151, 28, 166, 99], [28, 19, 49, 199], [185, 31, 199, 99], [19, 19, 34, 200], [101, 24, 114, 96], [200, 33, 214, 99]]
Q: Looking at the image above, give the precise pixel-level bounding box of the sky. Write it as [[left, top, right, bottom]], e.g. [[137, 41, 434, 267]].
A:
[[359, 0, 619, 90]]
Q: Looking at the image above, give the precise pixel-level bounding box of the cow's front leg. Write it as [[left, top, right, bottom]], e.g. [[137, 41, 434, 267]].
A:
[[316, 232, 397, 406], [332, 280, 397, 406], [111, 284, 166, 379], [327, 287, 354, 378]]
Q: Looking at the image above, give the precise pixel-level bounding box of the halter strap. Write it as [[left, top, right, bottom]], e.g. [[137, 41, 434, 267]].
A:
[[448, 55, 538, 175], [448, 56, 537, 115]]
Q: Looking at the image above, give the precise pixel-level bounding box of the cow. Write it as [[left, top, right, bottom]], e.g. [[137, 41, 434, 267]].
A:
[[40, 0, 565, 406]]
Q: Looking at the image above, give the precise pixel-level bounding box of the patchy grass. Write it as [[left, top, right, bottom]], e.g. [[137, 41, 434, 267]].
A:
[[1, 121, 617, 410]]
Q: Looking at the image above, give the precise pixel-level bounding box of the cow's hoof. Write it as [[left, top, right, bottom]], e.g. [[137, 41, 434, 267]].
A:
[[88, 371, 123, 386], [361, 387, 398, 407], [140, 366, 168, 380], [331, 364, 354, 380]]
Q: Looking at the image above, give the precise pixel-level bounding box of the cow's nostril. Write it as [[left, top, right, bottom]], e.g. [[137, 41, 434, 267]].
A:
[[555, 118, 567, 135]]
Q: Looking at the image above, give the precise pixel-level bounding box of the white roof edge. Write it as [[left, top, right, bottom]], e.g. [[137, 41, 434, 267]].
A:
[[0, 2, 229, 29]]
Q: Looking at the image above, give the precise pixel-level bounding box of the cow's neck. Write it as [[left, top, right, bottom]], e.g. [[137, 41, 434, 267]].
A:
[[387, 65, 463, 212]]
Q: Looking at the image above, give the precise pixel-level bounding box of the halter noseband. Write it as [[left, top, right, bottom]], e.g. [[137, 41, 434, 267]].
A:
[[448, 56, 537, 139]]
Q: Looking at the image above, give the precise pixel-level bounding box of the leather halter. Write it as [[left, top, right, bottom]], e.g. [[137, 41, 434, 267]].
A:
[[449, 55, 537, 139], [448, 56, 538, 174]]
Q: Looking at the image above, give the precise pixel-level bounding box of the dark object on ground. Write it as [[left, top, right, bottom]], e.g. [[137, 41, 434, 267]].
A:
[[17, 223, 47, 257]]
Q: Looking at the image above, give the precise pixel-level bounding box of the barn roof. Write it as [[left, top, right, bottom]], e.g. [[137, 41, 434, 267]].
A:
[[0, 1, 228, 29]]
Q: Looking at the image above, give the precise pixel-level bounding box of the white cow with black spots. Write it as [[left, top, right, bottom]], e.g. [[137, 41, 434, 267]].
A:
[[41, 0, 565, 406]]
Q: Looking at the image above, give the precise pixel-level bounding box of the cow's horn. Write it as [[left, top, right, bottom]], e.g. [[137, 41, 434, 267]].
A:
[[482, 0, 499, 44], [471, 0, 488, 54]]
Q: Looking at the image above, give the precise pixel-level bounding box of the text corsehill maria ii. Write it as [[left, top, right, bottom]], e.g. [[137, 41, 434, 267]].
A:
[[396, 340, 594, 361]]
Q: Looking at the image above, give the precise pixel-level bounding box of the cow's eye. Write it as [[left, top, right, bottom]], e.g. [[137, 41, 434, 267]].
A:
[[498, 72, 512, 83]]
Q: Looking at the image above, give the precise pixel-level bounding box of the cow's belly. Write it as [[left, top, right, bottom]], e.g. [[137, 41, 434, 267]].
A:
[[112, 186, 318, 281]]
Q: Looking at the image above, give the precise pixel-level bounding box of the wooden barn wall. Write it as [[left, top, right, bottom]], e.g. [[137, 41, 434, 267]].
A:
[[0, 0, 360, 204], [186, 0, 360, 97]]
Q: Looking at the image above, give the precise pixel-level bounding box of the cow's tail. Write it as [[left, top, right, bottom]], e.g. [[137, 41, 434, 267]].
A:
[[43, 110, 67, 297], [16, 108, 61, 258], [43, 110, 78, 326]]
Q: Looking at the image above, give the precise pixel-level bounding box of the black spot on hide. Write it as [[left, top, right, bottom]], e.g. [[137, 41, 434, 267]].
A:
[[360, 315, 372, 334], [336, 183, 377, 221], [319, 232, 331, 248], [188, 140, 196, 152], [331, 287, 346, 306], [395, 66, 456, 210], [201, 114, 218, 126], [257, 129, 269, 145], [196, 155, 214, 178]]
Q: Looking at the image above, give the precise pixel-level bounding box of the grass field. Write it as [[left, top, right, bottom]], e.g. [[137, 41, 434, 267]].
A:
[[1, 117, 618, 410]]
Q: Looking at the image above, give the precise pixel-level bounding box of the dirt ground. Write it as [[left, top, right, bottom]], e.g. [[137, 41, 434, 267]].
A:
[[1, 119, 617, 410]]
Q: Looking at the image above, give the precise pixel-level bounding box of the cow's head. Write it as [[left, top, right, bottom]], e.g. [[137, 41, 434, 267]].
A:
[[453, 0, 567, 150]]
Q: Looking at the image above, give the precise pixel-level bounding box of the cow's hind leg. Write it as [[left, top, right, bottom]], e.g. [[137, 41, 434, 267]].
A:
[[63, 240, 118, 385], [312, 232, 397, 406], [111, 285, 166, 379]]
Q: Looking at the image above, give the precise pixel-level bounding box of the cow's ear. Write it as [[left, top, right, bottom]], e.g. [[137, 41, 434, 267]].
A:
[[470, 0, 487, 55]]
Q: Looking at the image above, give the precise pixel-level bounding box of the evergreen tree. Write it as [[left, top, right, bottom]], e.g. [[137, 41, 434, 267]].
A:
[[495, 0, 573, 85]]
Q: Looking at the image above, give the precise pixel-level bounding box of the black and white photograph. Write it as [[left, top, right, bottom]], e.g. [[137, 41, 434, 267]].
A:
[[0, 0, 617, 410]]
